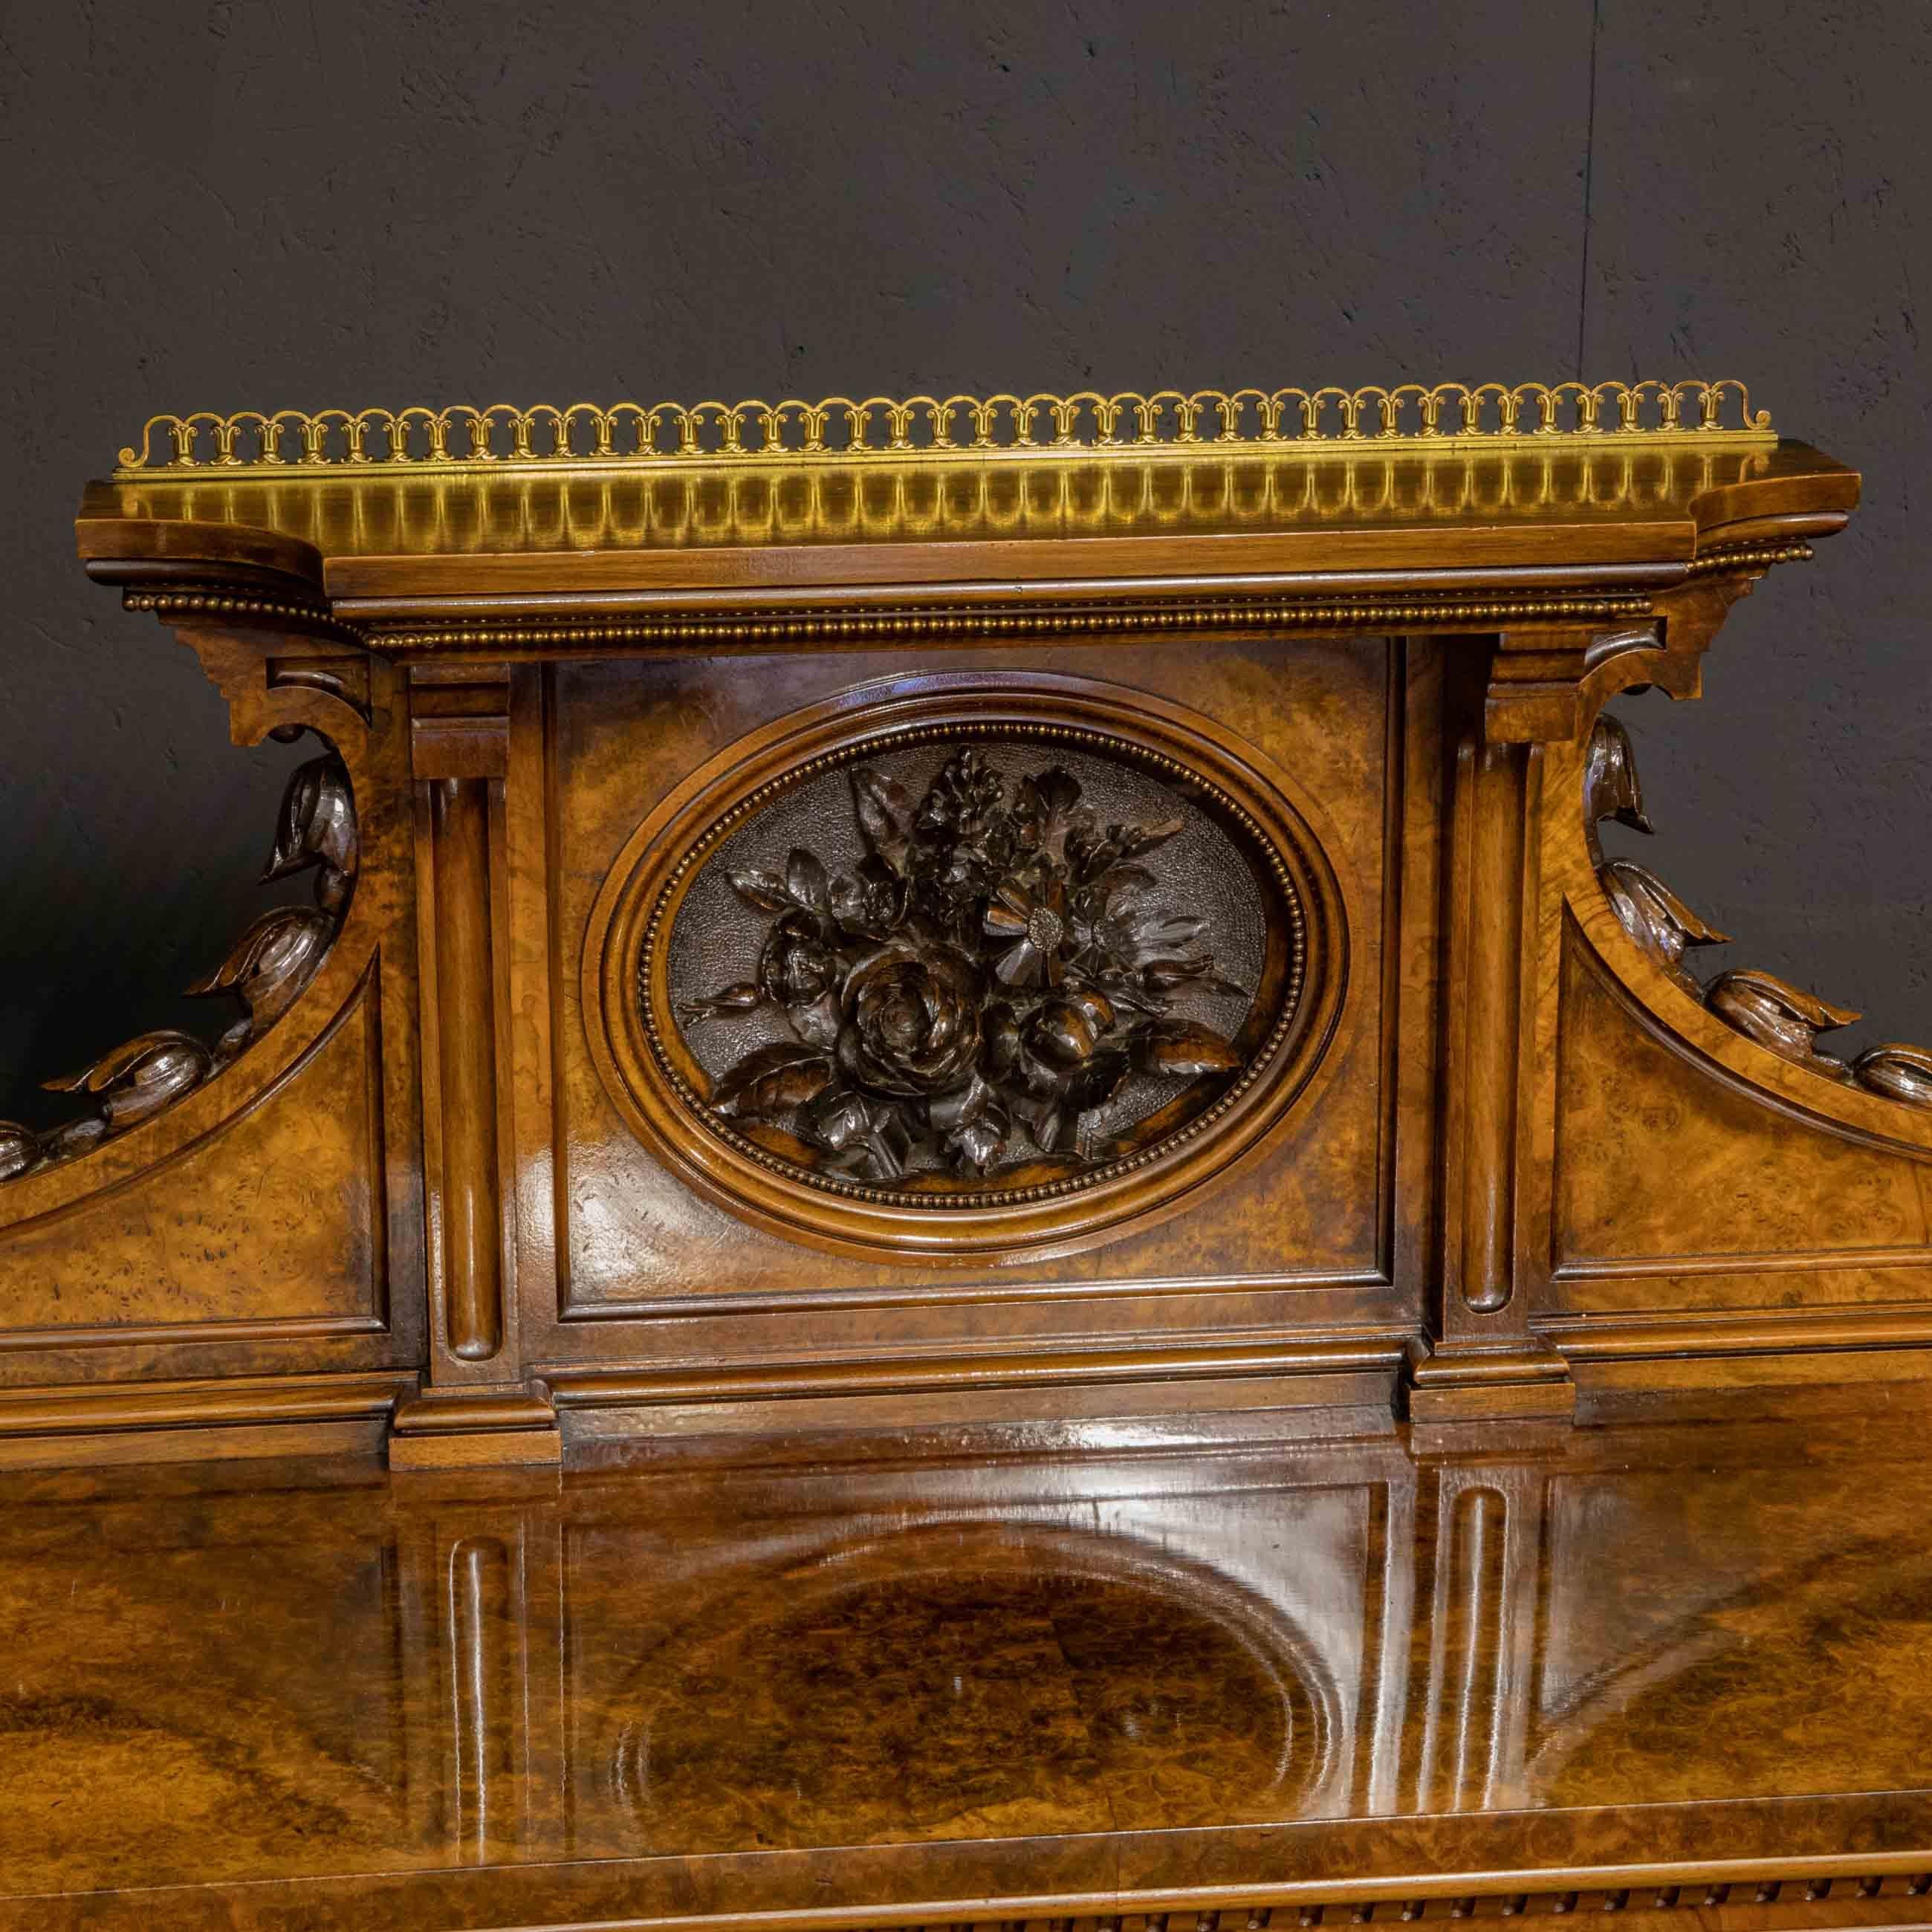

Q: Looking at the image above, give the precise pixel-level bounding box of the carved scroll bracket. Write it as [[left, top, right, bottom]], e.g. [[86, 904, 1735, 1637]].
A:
[[1479, 538, 1820, 751], [0, 597, 390, 1195]]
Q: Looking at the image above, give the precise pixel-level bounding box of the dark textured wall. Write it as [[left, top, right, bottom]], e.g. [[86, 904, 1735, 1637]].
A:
[[2, 1, 1928, 1123]]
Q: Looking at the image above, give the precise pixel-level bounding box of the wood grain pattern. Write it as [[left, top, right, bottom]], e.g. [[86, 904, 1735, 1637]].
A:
[[1, 1405, 1931, 1925], [0, 607, 426, 1401], [4, 425, 1912, 1470]]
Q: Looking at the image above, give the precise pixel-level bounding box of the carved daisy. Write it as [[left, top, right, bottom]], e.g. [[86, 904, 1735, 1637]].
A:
[[982, 877, 1071, 989]]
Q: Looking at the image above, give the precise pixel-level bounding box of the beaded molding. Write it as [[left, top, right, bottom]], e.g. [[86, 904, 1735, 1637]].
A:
[[116, 378, 1774, 477], [372, 590, 1659, 655], [1682, 539, 1815, 575], [635, 719, 1317, 1210]]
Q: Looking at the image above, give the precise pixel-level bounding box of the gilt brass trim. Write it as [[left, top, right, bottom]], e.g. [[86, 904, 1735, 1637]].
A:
[[115, 378, 1774, 479]]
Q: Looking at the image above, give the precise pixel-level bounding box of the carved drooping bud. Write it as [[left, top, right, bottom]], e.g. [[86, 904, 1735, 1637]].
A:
[[1705, 969, 1860, 1078], [1600, 859, 1731, 998], [265, 753, 357, 915], [1852, 1043, 1932, 1109], [186, 904, 337, 1057], [1583, 712, 1655, 868], [18, 739, 356, 1170], [0, 1122, 39, 1183], [43, 1030, 216, 1130]]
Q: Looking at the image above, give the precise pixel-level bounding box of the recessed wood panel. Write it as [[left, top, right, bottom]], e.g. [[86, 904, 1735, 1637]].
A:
[[586, 676, 1347, 1262], [538, 638, 1394, 1319], [0, 974, 390, 1355], [1552, 929, 1932, 1307]]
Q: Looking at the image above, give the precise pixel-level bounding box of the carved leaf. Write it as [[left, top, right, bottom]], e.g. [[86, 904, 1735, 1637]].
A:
[[851, 768, 911, 875], [727, 866, 793, 912], [804, 1086, 873, 1152], [1582, 713, 1655, 869], [1060, 1046, 1132, 1111], [710, 1043, 834, 1119], [1115, 816, 1185, 860], [1137, 957, 1214, 994], [786, 847, 832, 918], [927, 1070, 995, 1132], [804, 1086, 911, 1179], [1136, 912, 1207, 950], [1133, 1018, 1241, 1076], [1014, 1092, 1070, 1153], [947, 1115, 1007, 1174], [788, 990, 843, 1048]]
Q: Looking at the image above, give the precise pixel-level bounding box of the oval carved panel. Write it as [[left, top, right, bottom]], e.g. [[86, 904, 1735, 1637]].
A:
[[587, 674, 1347, 1261]]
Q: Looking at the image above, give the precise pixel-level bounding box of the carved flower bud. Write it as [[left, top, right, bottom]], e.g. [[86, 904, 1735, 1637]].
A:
[[265, 753, 357, 915], [43, 1030, 215, 1130], [187, 905, 335, 1040], [0, 1122, 39, 1183], [1852, 1043, 1932, 1109], [1705, 968, 1859, 1077], [758, 914, 838, 1007], [1025, 997, 1099, 1067]]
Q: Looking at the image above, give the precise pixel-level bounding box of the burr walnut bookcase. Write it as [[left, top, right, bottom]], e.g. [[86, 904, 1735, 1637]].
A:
[[0, 376, 1919, 1472]]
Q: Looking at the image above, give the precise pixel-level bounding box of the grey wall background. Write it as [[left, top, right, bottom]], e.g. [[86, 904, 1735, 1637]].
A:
[[1, 1, 1927, 1124]]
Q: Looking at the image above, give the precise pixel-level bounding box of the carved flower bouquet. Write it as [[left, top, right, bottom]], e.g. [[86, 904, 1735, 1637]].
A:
[[676, 749, 1248, 1183]]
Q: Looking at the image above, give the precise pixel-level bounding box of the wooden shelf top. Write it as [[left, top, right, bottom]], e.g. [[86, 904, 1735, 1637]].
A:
[[75, 438, 1858, 615], [4, 1398, 1931, 1929]]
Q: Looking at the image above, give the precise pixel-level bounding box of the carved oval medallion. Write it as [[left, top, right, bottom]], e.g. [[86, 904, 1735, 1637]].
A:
[[588, 675, 1346, 1260]]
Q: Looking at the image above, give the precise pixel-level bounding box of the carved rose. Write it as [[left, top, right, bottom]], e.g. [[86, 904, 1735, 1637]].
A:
[[836, 940, 984, 1098]]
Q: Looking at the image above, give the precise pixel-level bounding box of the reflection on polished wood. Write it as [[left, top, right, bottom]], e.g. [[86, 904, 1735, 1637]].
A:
[[13, 384, 1932, 1932], [6, 1404, 1932, 1927]]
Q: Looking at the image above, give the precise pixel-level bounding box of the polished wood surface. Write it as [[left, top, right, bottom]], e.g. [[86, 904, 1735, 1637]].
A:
[[4, 1403, 1932, 1928], [8, 405, 1929, 1470]]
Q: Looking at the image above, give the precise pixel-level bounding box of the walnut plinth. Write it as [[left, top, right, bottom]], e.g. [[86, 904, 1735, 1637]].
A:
[[6, 375, 1922, 1470]]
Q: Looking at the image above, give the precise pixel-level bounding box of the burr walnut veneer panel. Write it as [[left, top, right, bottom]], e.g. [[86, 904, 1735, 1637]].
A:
[[7, 1407, 1932, 1928], [9, 381, 1932, 1922], [7, 390, 1922, 1464]]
